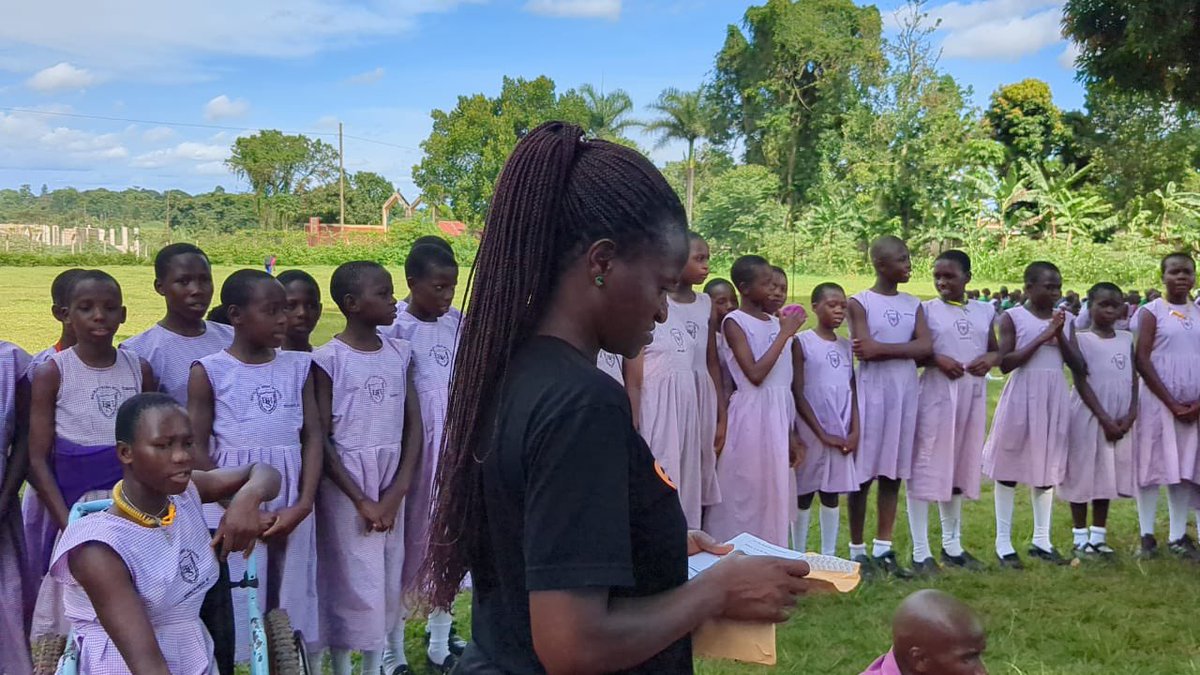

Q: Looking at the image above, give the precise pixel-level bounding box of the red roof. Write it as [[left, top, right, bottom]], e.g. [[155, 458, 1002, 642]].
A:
[[437, 220, 468, 237]]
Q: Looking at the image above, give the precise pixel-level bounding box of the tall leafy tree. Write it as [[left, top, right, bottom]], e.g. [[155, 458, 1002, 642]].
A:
[[225, 130, 338, 226], [984, 79, 1066, 169], [576, 84, 637, 142], [643, 87, 714, 222]]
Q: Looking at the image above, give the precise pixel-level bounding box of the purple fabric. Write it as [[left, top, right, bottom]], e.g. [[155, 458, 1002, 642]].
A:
[[861, 649, 902, 675], [53, 438, 121, 515]]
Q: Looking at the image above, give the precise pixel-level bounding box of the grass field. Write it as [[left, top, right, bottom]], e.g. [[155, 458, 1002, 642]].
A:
[[5, 266, 1199, 674]]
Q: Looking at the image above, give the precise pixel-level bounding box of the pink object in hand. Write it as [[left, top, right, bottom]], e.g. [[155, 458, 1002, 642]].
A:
[[781, 304, 808, 323]]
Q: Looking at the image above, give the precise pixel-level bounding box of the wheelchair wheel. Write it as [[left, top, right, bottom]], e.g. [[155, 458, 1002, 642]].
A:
[[265, 609, 310, 675], [31, 634, 66, 675]]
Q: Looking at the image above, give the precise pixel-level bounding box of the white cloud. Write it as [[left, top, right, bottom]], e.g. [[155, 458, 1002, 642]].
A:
[[132, 141, 228, 169], [26, 62, 97, 91], [524, 0, 621, 20], [203, 95, 249, 121], [346, 67, 385, 85], [929, 0, 1065, 60], [142, 126, 175, 142], [1058, 41, 1081, 70], [0, 108, 128, 169]]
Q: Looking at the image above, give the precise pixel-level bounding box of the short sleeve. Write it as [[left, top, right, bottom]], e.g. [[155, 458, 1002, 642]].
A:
[[523, 403, 635, 591]]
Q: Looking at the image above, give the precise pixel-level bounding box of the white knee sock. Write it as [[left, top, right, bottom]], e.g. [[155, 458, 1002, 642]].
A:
[[1072, 527, 1089, 548], [872, 538, 892, 558], [330, 649, 352, 675], [1089, 526, 1107, 546], [382, 618, 408, 672], [849, 542, 867, 559], [994, 483, 1016, 557], [1167, 483, 1191, 541], [906, 494, 931, 563], [1031, 486, 1054, 552], [939, 495, 964, 557], [1136, 486, 1159, 536], [427, 609, 453, 664], [792, 507, 811, 553], [362, 650, 382, 675], [819, 504, 840, 556]]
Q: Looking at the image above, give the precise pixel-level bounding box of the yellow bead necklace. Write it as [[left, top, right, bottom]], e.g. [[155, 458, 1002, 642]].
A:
[[112, 480, 176, 528]]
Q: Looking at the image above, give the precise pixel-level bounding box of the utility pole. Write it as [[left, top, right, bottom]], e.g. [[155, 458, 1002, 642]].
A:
[[338, 122, 346, 225]]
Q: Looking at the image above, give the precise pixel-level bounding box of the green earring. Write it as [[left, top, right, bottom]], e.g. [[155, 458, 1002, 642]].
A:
[[594, 275, 605, 287]]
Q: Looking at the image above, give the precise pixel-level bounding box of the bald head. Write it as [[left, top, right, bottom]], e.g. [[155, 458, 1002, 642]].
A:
[[893, 590, 987, 675], [869, 235, 907, 262]]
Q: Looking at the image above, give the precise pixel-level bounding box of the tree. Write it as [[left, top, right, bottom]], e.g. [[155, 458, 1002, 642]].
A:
[[694, 165, 788, 256], [1064, 0, 1200, 109], [644, 87, 715, 222], [712, 0, 884, 212], [226, 130, 338, 227], [575, 84, 637, 142], [984, 79, 1066, 169]]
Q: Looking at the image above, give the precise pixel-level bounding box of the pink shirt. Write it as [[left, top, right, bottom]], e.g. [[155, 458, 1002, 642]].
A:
[[862, 648, 902, 675]]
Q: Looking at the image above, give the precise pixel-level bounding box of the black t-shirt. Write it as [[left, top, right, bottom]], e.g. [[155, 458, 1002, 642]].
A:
[[457, 336, 691, 674]]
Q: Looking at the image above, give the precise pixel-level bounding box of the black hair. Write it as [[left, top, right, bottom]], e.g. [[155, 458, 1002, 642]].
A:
[[405, 243, 458, 280], [811, 282, 845, 305], [218, 269, 276, 310], [731, 255, 770, 290], [115, 392, 183, 445], [688, 231, 706, 244], [277, 269, 321, 300], [67, 269, 121, 304], [422, 121, 687, 610], [869, 235, 907, 261], [1087, 282, 1123, 303], [411, 235, 455, 256], [207, 305, 230, 325], [703, 278, 735, 295], [51, 268, 86, 306], [769, 265, 787, 277], [1023, 261, 1060, 285], [1161, 251, 1195, 273], [330, 261, 388, 313], [154, 243, 209, 280], [935, 249, 971, 276]]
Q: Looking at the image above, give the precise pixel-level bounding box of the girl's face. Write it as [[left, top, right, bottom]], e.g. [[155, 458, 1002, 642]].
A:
[[738, 265, 775, 309], [876, 246, 912, 284], [67, 279, 125, 346], [283, 281, 322, 340], [1024, 271, 1062, 310], [1161, 257, 1195, 301], [157, 253, 214, 323], [1088, 290, 1125, 330], [599, 229, 688, 358], [352, 268, 399, 327], [680, 239, 710, 286], [814, 290, 847, 330], [708, 285, 738, 320], [120, 405, 194, 496], [765, 272, 788, 314], [408, 264, 459, 319], [232, 279, 288, 348], [933, 259, 969, 303]]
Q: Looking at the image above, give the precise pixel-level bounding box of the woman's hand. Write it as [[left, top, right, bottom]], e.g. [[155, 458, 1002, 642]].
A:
[[262, 503, 312, 542], [687, 530, 733, 557], [933, 354, 965, 380], [211, 500, 264, 561], [702, 553, 824, 623], [965, 353, 998, 377], [354, 498, 390, 532]]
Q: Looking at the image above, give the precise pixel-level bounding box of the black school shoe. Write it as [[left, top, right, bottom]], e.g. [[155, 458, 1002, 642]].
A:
[[872, 551, 914, 579], [911, 558, 941, 577], [941, 549, 985, 571], [428, 653, 458, 674], [851, 554, 877, 579], [386, 666, 411, 675], [1168, 534, 1200, 561], [1028, 545, 1070, 565], [1136, 534, 1159, 559], [997, 552, 1024, 569]]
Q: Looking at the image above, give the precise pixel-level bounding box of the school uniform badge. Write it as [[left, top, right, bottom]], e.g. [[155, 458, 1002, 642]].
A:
[[253, 385, 281, 414], [92, 385, 123, 418]]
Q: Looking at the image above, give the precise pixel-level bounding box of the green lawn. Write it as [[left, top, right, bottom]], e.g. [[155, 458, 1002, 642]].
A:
[[5, 267, 1197, 674]]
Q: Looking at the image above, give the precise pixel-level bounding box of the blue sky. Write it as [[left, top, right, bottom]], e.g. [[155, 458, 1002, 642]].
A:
[[0, 0, 1083, 198]]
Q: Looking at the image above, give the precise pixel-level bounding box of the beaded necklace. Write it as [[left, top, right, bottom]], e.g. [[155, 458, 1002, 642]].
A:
[[112, 480, 177, 528]]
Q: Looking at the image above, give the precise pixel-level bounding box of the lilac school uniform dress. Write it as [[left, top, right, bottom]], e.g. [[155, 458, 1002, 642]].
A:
[[1060, 330, 1136, 502], [383, 310, 459, 593], [638, 300, 705, 527], [982, 306, 1073, 487], [703, 311, 793, 546], [31, 347, 143, 640], [793, 331, 858, 496], [597, 350, 624, 384], [312, 337, 412, 651], [909, 300, 994, 502], [50, 484, 218, 675], [672, 294, 722, 508], [196, 349, 319, 654], [0, 342, 32, 675], [121, 322, 233, 404], [20, 347, 57, 592], [1132, 299, 1200, 487], [851, 290, 921, 484]]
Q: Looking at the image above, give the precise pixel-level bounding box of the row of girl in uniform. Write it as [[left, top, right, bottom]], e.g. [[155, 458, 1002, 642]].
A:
[[615, 232, 1200, 580], [0, 237, 466, 675]]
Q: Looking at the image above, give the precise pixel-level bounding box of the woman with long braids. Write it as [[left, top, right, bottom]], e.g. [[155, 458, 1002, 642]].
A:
[[420, 121, 820, 674]]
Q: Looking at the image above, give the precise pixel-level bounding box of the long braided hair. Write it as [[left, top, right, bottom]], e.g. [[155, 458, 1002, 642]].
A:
[[420, 121, 688, 610]]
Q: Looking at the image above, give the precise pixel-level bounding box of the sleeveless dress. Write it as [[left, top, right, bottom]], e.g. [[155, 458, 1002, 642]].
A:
[[910, 300, 994, 502], [638, 300, 705, 527], [383, 310, 459, 593], [0, 342, 31, 675], [671, 294, 723, 508], [31, 348, 143, 640], [1133, 299, 1200, 488], [121, 322, 233, 404], [196, 349, 318, 655], [703, 311, 793, 546], [49, 484, 218, 675], [793, 331, 857, 495], [982, 306, 1073, 486], [597, 350, 624, 385], [312, 337, 412, 651], [851, 290, 921, 484], [1060, 330, 1136, 502]]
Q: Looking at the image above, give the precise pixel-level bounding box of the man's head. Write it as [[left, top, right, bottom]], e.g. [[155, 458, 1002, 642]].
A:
[[893, 590, 987, 675]]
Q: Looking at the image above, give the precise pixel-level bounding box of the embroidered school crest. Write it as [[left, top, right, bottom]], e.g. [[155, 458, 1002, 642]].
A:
[[685, 320, 700, 339], [431, 344, 451, 368], [603, 353, 619, 369], [671, 328, 687, 352], [1112, 353, 1127, 370], [885, 308, 901, 327], [826, 349, 843, 369], [179, 549, 200, 584], [252, 385, 281, 414], [92, 386, 122, 418], [1172, 309, 1194, 330], [365, 375, 386, 403], [955, 318, 972, 337]]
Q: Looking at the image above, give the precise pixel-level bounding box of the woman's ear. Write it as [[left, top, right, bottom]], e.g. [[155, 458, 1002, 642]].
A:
[[587, 238, 618, 280], [116, 440, 135, 467]]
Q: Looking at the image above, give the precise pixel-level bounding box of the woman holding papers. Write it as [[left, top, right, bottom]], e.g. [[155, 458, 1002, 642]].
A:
[[417, 122, 821, 674]]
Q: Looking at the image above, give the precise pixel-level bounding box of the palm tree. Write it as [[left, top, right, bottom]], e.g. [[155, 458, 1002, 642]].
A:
[[578, 84, 637, 142], [643, 87, 711, 222]]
